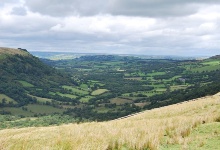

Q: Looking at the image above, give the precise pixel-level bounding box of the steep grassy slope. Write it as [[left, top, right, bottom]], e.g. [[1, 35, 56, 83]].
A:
[[0, 93, 219, 150]]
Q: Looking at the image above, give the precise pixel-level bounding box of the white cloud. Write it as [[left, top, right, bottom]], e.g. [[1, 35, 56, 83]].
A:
[[0, 0, 220, 56]]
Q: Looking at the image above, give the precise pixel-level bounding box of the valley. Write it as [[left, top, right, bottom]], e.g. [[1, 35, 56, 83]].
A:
[[0, 48, 220, 128]]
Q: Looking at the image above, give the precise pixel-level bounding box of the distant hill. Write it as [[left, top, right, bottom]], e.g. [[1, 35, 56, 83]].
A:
[[0, 93, 219, 149], [210, 55, 220, 59]]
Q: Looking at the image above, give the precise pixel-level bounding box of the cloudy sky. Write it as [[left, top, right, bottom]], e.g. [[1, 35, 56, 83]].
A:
[[1, 0, 220, 56]]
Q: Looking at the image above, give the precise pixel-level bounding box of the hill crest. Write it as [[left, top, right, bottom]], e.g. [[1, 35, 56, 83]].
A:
[[0, 47, 29, 56]]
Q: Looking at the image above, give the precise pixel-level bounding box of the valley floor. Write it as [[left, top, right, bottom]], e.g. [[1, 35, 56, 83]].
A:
[[0, 93, 219, 150]]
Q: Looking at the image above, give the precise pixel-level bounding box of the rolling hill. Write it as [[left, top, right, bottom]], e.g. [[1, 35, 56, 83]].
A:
[[0, 47, 77, 116], [0, 93, 219, 150]]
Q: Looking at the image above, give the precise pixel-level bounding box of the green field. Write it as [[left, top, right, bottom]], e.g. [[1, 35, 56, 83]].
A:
[[26, 104, 64, 114], [124, 77, 142, 80], [202, 60, 220, 65], [1, 107, 34, 117], [96, 107, 112, 113], [0, 94, 17, 104], [191, 65, 220, 72], [91, 89, 108, 95], [18, 80, 34, 87], [62, 86, 89, 95], [56, 92, 78, 99], [110, 98, 132, 105], [170, 85, 188, 91], [28, 95, 53, 103], [79, 96, 94, 103], [80, 84, 89, 89], [148, 72, 166, 76]]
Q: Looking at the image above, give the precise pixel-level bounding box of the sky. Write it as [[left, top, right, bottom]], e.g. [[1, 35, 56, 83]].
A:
[[0, 0, 220, 56]]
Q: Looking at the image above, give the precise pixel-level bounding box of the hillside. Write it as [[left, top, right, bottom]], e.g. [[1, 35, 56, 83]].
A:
[[0, 48, 77, 117], [0, 93, 219, 150]]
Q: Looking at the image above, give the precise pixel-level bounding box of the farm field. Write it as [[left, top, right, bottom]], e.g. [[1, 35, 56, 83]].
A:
[[26, 104, 64, 114], [91, 89, 108, 95], [1, 107, 34, 117], [28, 95, 53, 103], [18, 80, 34, 87], [62, 86, 89, 95], [0, 94, 17, 104]]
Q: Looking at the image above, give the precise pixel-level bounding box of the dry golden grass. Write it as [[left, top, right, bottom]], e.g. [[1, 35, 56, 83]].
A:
[[0, 47, 29, 56], [0, 93, 219, 150]]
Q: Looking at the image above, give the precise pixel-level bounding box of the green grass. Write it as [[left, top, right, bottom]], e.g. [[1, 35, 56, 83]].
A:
[[188, 122, 220, 150], [110, 98, 132, 105], [148, 71, 166, 76], [26, 104, 64, 114], [124, 77, 142, 80], [161, 122, 220, 150], [28, 95, 52, 103], [56, 92, 78, 99], [155, 88, 166, 92], [152, 84, 166, 88], [0, 54, 7, 60], [1, 107, 34, 117], [88, 80, 105, 86], [0, 94, 17, 104], [91, 89, 108, 96], [49, 91, 56, 95], [202, 60, 220, 65], [18, 80, 34, 87], [191, 65, 220, 72], [95, 107, 112, 113], [62, 86, 89, 95], [80, 84, 89, 89], [170, 85, 188, 91], [79, 96, 94, 103], [122, 91, 157, 97]]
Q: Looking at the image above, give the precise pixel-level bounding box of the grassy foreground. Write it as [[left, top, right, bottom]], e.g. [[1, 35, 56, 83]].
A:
[[0, 93, 219, 150]]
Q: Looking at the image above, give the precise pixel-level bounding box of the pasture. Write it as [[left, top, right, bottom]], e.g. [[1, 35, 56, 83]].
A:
[[110, 98, 132, 105], [62, 86, 89, 95], [0, 94, 17, 104], [26, 104, 64, 114], [18, 80, 34, 87], [91, 89, 108, 96]]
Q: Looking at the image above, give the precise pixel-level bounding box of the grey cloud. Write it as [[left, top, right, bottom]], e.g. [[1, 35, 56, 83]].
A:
[[24, 0, 220, 17], [11, 7, 27, 16], [25, 0, 106, 17], [0, 0, 18, 5], [1, 1, 220, 56]]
